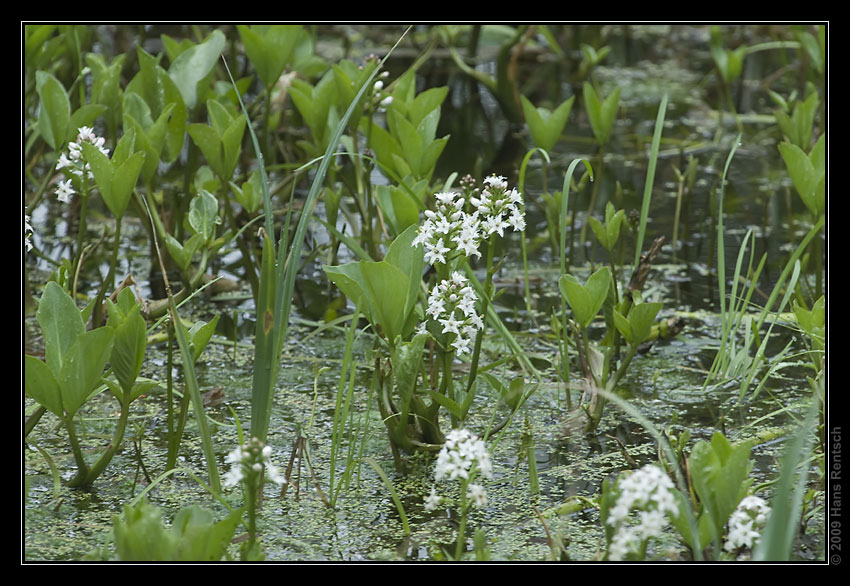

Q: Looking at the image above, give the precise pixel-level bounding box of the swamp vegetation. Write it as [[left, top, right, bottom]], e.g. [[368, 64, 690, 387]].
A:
[[23, 24, 828, 562]]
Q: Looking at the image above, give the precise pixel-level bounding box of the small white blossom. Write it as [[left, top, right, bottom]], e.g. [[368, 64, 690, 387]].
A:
[[413, 191, 482, 266], [55, 178, 75, 203], [54, 126, 111, 194], [467, 483, 487, 507], [724, 495, 771, 552], [605, 464, 680, 561], [222, 436, 286, 488], [469, 174, 525, 239], [424, 486, 442, 512], [424, 276, 484, 356], [435, 428, 492, 482]]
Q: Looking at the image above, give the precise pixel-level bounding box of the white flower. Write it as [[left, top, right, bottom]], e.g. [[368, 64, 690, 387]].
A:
[[434, 428, 491, 484], [724, 495, 771, 552], [470, 175, 525, 239], [424, 486, 442, 512], [222, 437, 286, 489], [413, 191, 482, 266], [423, 276, 484, 356], [55, 178, 75, 203], [222, 465, 244, 487], [467, 483, 487, 507], [605, 464, 679, 561]]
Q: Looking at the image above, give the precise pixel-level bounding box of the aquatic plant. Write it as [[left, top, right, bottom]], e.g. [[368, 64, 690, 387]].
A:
[[23, 24, 827, 562], [423, 428, 493, 559]]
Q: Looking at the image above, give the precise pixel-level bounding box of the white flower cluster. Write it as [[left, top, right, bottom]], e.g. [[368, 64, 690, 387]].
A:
[[606, 464, 680, 561], [54, 126, 110, 203], [222, 436, 286, 488], [412, 175, 526, 267], [412, 191, 481, 265], [723, 495, 771, 553], [471, 175, 526, 237], [425, 428, 493, 512], [424, 271, 484, 355]]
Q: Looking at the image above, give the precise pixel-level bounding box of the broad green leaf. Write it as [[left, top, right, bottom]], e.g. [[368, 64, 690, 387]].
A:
[[108, 303, 147, 394], [384, 224, 426, 331], [619, 301, 663, 345], [237, 25, 300, 88], [127, 46, 187, 163], [36, 281, 85, 376], [111, 151, 145, 217], [583, 82, 620, 146], [25, 355, 64, 418], [36, 70, 70, 151], [587, 215, 608, 250], [360, 261, 410, 344], [57, 326, 114, 417], [559, 266, 611, 329], [188, 123, 223, 177], [206, 99, 234, 137], [778, 138, 824, 217], [689, 432, 754, 543], [187, 190, 220, 242], [409, 86, 447, 128], [220, 114, 246, 180], [167, 29, 225, 110], [188, 314, 220, 363], [391, 333, 427, 416]]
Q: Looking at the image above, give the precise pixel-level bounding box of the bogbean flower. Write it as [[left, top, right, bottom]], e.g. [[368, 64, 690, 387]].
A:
[[469, 174, 526, 238], [723, 495, 771, 553], [605, 464, 680, 561], [412, 191, 481, 265], [425, 428, 493, 511], [424, 271, 484, 355], [54, 126, 110, 203], [222, 436, 286, 488]]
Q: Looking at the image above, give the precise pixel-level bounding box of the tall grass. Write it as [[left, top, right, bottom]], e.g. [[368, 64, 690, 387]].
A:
[[223, 29, 412, 443]]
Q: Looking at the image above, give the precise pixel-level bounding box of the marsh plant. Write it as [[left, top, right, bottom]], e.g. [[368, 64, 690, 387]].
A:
[[24, 24, 826, 562], [423, 428, 493, 560], [221, 436, 286, 560]]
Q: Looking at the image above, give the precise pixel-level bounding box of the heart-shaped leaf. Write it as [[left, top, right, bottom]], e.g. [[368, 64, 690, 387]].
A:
[[559, 266, 611, 329]]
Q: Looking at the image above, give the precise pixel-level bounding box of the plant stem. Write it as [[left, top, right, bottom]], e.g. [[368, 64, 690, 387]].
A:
[[465, 238, 496, 397]]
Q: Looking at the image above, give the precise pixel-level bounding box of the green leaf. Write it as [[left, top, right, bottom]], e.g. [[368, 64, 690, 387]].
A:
[[127, 46, 187, 163], [187, 190, 220, 242], [188, 314, 220, 363], [237, 25, 300, 89], [521, 94, 574, 152], [36, 70, 70, 151], [616, 301, 663, 345], [689, 432, 754, 544], [25, 355, 64, 418], [583, 82, 620, 146], [559, 266, 611, 329], [324, 230, 422, 345], [36, 281, 85, 376], [778, 137, 824, 217], [167, 29, 225, 110], [57, 326, 114, 417], [107, 303, 147, 395]]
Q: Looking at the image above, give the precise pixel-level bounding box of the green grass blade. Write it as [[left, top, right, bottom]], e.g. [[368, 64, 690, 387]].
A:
[[752, 395, 820, 561], [633, 93, 667, 268]]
